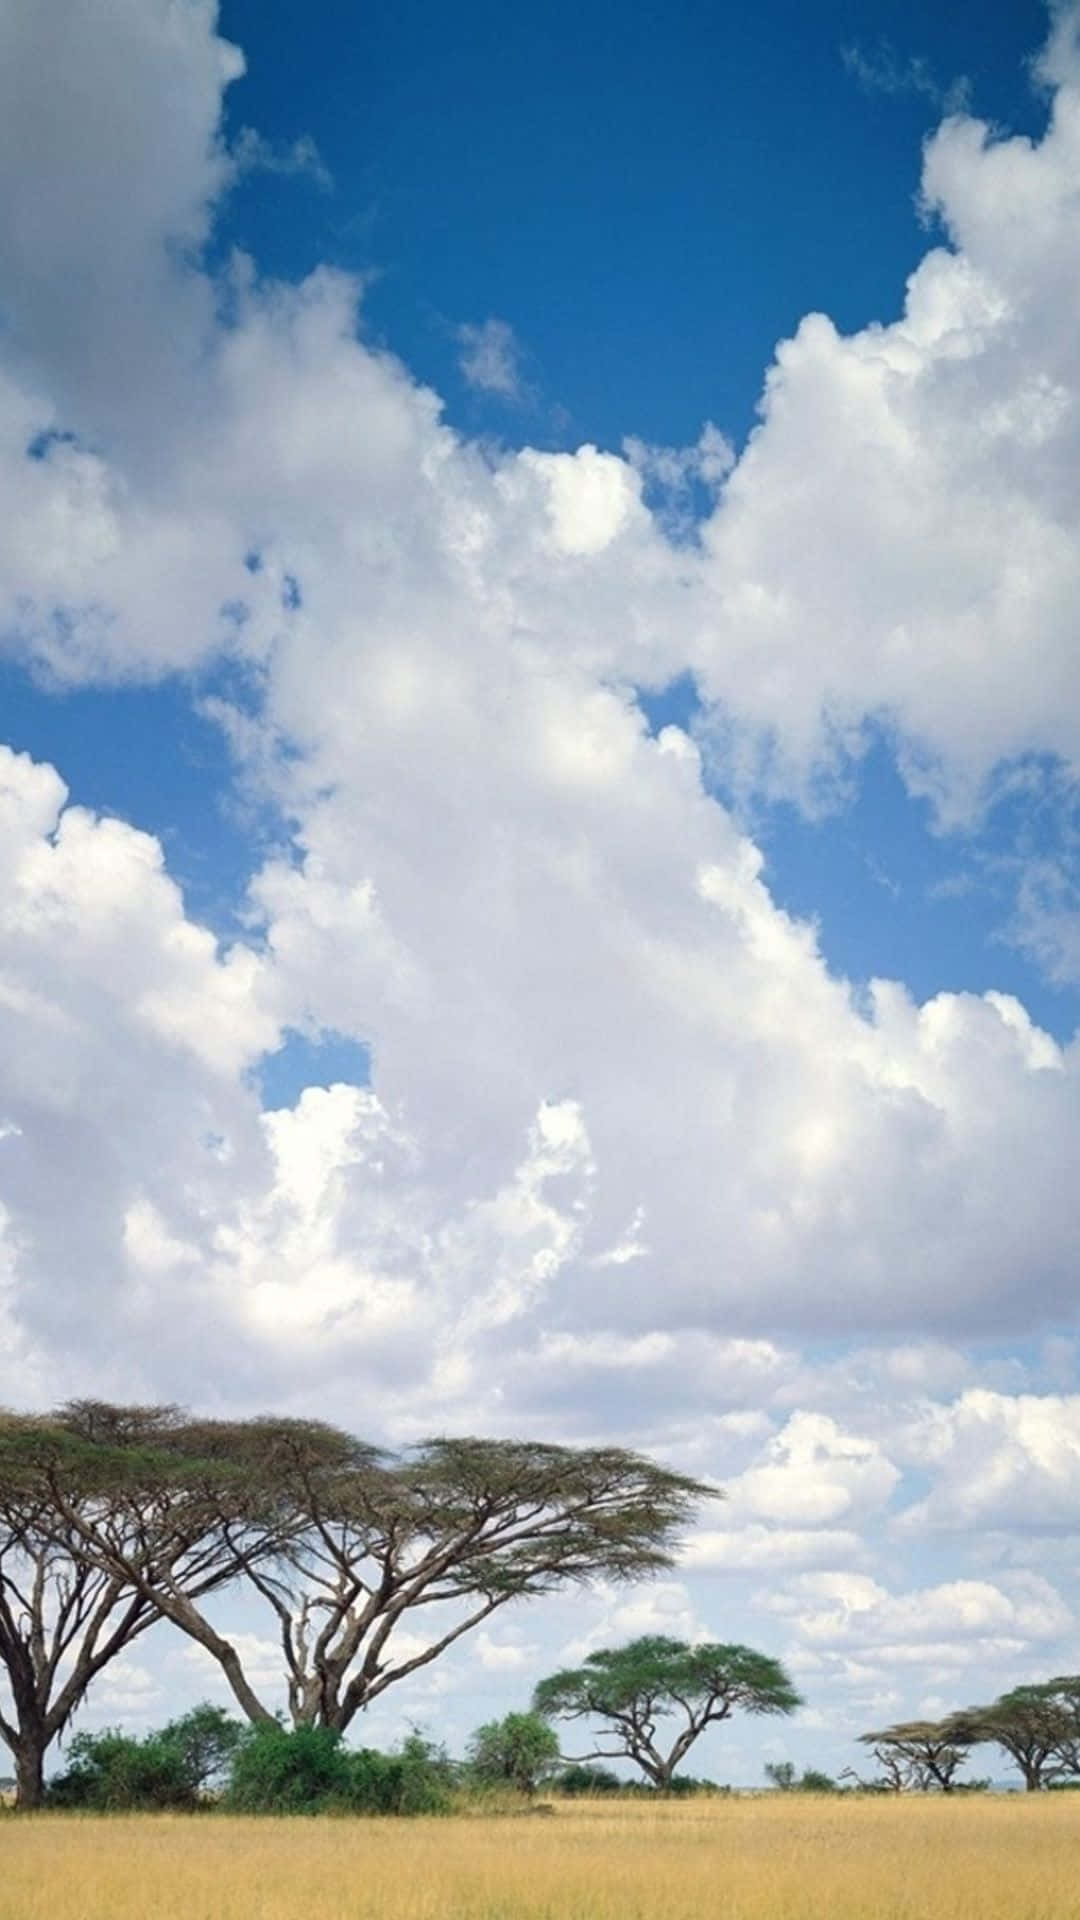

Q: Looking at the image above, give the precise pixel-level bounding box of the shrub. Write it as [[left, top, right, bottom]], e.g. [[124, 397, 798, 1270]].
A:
[[226, 1723, 454, 1815], [225, 1724, 352, 1813], [157, 1704, 244, 1796], [48, 1730, 198, 1811], [554, 1763, 623, 1797], [347, 1734, 454, 1814]]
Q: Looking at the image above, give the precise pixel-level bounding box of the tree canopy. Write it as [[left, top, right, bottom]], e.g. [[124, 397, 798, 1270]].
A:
[[943, 1680, 1080, 1791], [533, 1634, 801, 1790], [0, 1404, 267, 1807], [0, 1402, 714, 1786], [857, 1721, 972, 1793], [467, 1710, 560, 1794]]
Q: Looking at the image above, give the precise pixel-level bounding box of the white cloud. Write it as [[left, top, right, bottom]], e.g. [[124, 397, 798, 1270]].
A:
[[0, 0, 1079, 1756], [231, 127, 332, 192], [683, 1526, 866, 1573], [457, 317, 525, 400], [898, 1390, 1080, 1531], [721, 1413, 900, 1528]]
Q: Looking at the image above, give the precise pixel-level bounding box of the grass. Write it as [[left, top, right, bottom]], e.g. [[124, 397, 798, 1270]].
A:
[[2, 1795, 1080, 1919]]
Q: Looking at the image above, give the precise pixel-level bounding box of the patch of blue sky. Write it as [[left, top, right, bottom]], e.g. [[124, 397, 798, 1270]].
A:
[[255, 1029, 372, 1110], [756, 741, 1080, 1045], [0, 659, 274, 937], [636, 676, 1080, 1044], [216, 0, 1048, 456]]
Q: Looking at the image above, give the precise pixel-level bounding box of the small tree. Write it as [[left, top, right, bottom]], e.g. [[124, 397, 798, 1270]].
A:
[[764, 1760, 797, 1790], [858, 1721, 972, 1793], [467, 1711, 560, 1795], [534, 1635, 801, 1792], [765, 1759, 836, 1792], [157, 1703, 244, 1797]]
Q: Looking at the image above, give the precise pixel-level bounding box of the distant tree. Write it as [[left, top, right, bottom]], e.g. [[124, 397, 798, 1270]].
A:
[[765, 1759, 837, 1792], [764, 1760, 797, 1790], [797, 1767, 838, 1792], [467, 1711, 560, 1795], [858, 1721, 973, 1793], [534, 1635, 800, 1792], [944, 1680, 1080, 1791]]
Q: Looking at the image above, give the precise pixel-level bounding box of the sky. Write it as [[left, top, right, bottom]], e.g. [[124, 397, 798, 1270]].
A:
[[1, 0, 1080, 1785]]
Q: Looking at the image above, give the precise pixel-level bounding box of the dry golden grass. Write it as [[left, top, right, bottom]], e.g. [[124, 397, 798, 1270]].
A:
[[2, 1795, 1080, 1920]]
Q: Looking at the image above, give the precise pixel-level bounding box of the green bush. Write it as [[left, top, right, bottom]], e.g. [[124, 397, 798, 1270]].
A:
[[48, 1704, 244, 1811], [225, 1723, 454, 1815], [553, 1763, 623, 1796], [48, 1730, 199, 1811], [226, 1723, 352, 1813], [347, 1734, 454, 1814]]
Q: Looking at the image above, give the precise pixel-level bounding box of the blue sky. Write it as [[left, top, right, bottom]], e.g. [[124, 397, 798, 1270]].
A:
[[1, 0, 1080, 1784]]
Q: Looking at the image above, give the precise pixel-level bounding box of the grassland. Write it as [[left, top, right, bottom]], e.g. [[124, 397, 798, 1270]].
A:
[[2, 1795, 1080, 1920]]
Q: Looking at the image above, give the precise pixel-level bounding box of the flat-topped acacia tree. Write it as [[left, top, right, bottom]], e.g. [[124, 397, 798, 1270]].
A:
[[857, 1721, 973, 1792], [10, 1404, 713, 1737], [0, 1404, 276, 1808], [943, 1680, 1080, 1791], [534, 1635, 801, 1791]]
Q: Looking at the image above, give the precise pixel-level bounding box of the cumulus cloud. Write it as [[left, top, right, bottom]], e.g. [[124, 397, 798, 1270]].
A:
[[723, 1414, 901, 1527], [898, 1390, 1080, 1532], [763, 1568, 1072, 1670], [1, 0, 1080, 1754]]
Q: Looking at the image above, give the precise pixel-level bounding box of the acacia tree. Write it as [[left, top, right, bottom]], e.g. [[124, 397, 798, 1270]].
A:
[[944, 1680, 1080, 1791], [0, 1405, 274, 1809], [857, 1721, 972, 1792], [16, 1408, 712, 1736], [533, 1635, 801, 1791]]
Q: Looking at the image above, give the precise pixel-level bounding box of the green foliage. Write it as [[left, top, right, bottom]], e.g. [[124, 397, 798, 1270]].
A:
[[766, 1760, 837, 1792], [48, 1730, 197, 1810], [944, 1678, 1080, 1789], [553, 1763, 623, 1796], [535, 1634, 801, 1790], [535, 1636, 802, 1724], [225, 1723, 353, 1813], [377, 1732, 455, 1814], [156, 1703, 244, 1794], [764, 1760, 797, 1790], [46, 1703, 244, 1810], [225, 1723, 453, 1815], [467, 1712, 560, 1796]]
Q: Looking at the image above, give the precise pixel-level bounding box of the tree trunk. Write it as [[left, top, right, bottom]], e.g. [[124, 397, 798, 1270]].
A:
[[14, 1732, 46, 1811]]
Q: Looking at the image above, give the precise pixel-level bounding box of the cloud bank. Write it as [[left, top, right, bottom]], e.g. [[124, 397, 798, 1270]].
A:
[[1, 0, 1079, 1768]]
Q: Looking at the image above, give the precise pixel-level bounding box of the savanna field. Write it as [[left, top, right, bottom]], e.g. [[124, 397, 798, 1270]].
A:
[[4, 1798, 1080, 1920]]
